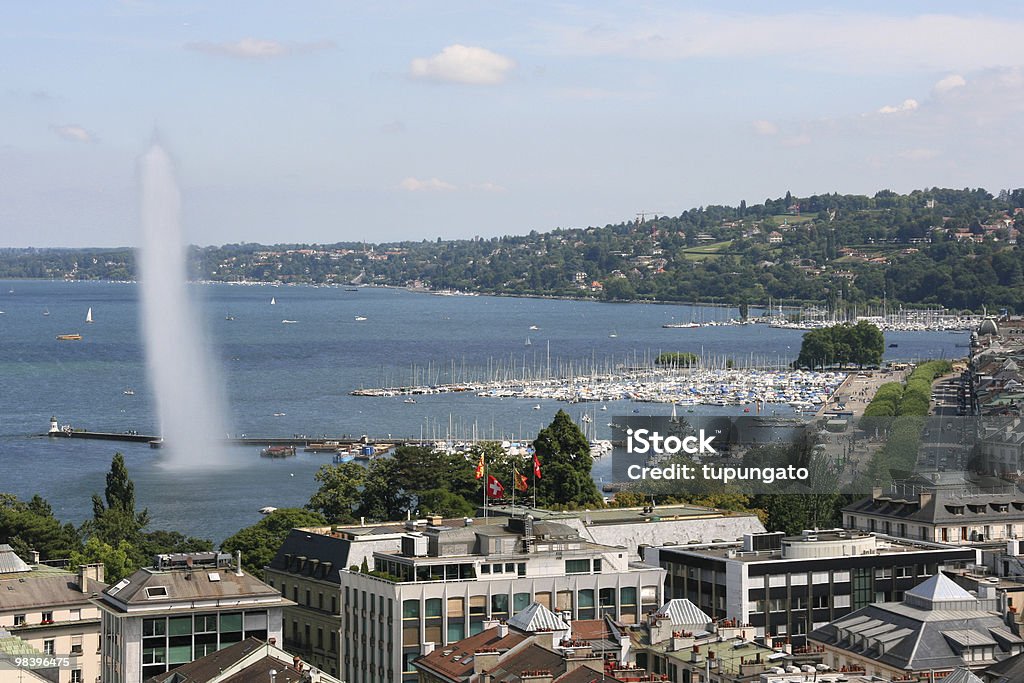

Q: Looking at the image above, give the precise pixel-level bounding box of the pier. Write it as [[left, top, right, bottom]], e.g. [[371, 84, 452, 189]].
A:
[[44, 417, 420, 449]]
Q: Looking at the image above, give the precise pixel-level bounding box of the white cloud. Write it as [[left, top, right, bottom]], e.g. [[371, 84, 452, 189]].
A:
[[186, 38, 334, 59], [933, 74, 967, 94], [399, 177, 457, 192], [752, 120, 778, 136], [50, 124, 93, 143], [878, 99, 919, 114], [409, 44, 515, 85]]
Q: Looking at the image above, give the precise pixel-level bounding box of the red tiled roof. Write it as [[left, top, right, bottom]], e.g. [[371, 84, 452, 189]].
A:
[[414, 627, 528, 681]]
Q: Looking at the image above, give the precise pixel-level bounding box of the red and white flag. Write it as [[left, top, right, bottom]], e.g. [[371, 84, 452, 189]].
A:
[[486, 474, 505, 499], [533, 453, 543, 479]]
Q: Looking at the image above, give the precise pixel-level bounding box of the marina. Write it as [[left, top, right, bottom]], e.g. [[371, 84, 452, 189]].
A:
[[0, 280, 969, 541]]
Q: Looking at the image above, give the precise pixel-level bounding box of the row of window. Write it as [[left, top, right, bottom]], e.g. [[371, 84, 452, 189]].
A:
[[10, 609, 82, 626], [271, 578, 338, 613]]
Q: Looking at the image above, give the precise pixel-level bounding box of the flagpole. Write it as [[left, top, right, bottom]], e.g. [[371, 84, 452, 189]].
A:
[[483, 452, 488, 520]]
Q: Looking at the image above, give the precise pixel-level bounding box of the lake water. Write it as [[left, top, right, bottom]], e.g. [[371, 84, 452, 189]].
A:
[[0, 280, 968, 542]]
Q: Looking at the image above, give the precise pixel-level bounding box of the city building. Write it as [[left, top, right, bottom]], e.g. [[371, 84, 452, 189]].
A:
[[143, 636, 341, 683], [274, 514, 664, 683], [809, 572, 1021, 679], [412, 602, 617, 683], [95, 551, 292, 683], [265, 505, 758, 681], [0, 544, 106, 683], [644, 529, 976, 642], [843, 477, 1024, 546]]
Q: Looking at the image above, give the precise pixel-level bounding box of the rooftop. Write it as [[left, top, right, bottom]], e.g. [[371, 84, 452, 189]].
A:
[[99, 553, 286, 614]]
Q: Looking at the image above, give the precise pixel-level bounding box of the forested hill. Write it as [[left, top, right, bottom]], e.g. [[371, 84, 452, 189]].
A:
[[4, 186, 1024, 311]]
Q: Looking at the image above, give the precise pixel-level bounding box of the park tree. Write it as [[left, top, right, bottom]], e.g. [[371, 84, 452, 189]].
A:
[[0, 494, 81, 562], [86, 453, 150, 547], [532, 411, 603, 509], [221, 508, 326, 574], [307, 462, 366, 523], [70, 537, 135, 583]]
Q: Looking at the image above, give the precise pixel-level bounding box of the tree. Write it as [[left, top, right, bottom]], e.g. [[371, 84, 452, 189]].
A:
[[532, 411, 603, 509], [86, 453, 150, 547], [307, 462, 366, 523], [221, 508, 326, 574], [0, 494, 81, 562], [70, 537, 135, 583]]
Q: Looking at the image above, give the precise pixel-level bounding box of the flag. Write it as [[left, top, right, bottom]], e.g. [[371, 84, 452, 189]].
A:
[[474, 453, 485, 479], [515, 470, 529, 492], [533, 453, 542, 479], [486, 474, 505, 499]]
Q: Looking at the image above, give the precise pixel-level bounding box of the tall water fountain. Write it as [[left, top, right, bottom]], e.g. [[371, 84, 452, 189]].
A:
[[139, 143, 230, 468]]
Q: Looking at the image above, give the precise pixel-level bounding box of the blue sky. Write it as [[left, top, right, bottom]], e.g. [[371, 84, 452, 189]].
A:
[[2, 1, 1023, 247]]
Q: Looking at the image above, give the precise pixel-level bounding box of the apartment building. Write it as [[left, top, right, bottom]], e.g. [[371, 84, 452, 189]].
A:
[[644, 529, 976, 643], [95, 551, 292, 683], [0, 544, 105, 683]]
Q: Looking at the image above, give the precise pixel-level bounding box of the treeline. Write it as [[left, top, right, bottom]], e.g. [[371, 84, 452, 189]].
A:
[[856, 360, 953, 488], [3, 187, 1024, 311], [0, 454, 211, 582], [863, 360, 952, 417]]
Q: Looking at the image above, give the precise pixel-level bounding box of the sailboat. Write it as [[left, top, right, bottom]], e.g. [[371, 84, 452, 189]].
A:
[[85, 307, 93, 323], [525, 336, 532, 347], [270, 297, 276, 305], [42, 308, 50, 317]]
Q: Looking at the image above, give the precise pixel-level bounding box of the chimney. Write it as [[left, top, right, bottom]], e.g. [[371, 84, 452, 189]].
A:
[[429, 514, 443, 526], [474, 651, 502, 675], [29, 550, 40, 565], [236, 550, 244, 576], [422, 642, 435, 655], [519, 671, 553, 683], [78, 563, 104, 593], [498, 622, 509, 638]]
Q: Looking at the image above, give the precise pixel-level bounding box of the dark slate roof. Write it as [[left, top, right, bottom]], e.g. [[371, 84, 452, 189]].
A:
[[486, 643, 567, 683], [809, 599, 1011, 672], [268, 529, 351, 584], [144, 638, 266, 683], [143, 637, 322, 683], [556, 667, 627, 683], [984, 650, 1024, 683]]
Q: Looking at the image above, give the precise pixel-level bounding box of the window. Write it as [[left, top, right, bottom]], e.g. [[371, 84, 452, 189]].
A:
[[71, 635, 83, 655], [71, 671, 82, 683], [514, 592, 531, 612], [425, 598, 443, 618], [13, 614, 25, 626], [578, 590, 596, 619], [565, 559, 590, 574], [41, 611, 53, 622], [43, 640, 55, 655], [481, 564, 490, 574]]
